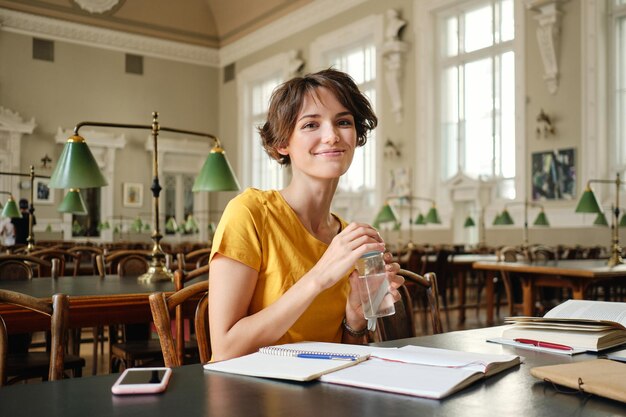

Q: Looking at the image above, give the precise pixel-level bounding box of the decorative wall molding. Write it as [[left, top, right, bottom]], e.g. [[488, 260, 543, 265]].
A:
[[382, 9, 409, 124], [0, 8, 219, 67], [73, 0, 120, 14], [525, 0, 569, 95], [219, 0, 368, 66], [0, 107, 35, 194]]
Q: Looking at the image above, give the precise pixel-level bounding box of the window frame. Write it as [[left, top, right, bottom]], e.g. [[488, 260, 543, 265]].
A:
[[415, 0, 525, 207], [309, 14, 384, 222], [237, 52, 294, 190]]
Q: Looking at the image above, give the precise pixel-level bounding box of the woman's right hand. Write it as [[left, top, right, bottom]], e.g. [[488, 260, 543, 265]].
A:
[[309, 222, 385, 291]]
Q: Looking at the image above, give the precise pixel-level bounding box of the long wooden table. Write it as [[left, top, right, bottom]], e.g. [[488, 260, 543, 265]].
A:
[[0, 326, 624, 416], [472, 259, 626, 324], [0, 275, 202, 333]]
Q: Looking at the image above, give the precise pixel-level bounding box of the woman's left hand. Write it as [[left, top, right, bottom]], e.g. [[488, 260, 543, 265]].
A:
[[344, 251, 404, 331]]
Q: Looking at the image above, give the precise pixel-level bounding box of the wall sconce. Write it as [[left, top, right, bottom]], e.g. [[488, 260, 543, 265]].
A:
[[536, 109, 556, 139], [49, 111, 240, 282], [575, 173, 625, 266]]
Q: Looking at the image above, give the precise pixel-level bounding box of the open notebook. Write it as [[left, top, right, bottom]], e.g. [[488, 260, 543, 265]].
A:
[[204, 342, 521, 399]]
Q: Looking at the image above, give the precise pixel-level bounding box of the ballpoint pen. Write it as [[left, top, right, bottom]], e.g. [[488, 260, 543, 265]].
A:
[[296, 353, 360, 361], [514, 338, 573, 351]]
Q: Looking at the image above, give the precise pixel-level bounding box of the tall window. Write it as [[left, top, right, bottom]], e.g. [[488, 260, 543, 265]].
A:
[[438, 0, 516, 198], [612, 1, 626, 173], [326, 43, 377, 193], [238, 54, 294, 191], [248, 75, 284, 190]]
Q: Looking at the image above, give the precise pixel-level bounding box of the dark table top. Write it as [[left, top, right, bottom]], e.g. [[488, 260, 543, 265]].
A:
[[0, 326, 623, 416]]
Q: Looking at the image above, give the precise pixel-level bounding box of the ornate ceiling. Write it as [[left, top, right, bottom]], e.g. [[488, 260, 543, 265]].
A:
[[0, 0, 313, 48]]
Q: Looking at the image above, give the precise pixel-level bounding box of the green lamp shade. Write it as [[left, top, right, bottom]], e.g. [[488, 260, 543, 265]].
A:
[[594, 212, 608, 226], [72, 220, 84, 234], [413, 213, 425, 225], [393, 221, 401, 231], [97, 220, 110, 231], [143, 222, 151, 231], [575, 188, 601, 213], [620, 214, 626, 227], [131, 217, 143, 233], [463, 216, 476, 227], [492, 213, 502, 225], [192, 149, 240, 192], [1, 197, 21, 218], [49, 136, 108, 189], [373, 203, 398, 228], [165, 217, 179, 233], [185, 214, 199, 233], [499, 209, 514, 225], [57, 189, 88, 215], [113, 225, 120, 234], [533, 210, 550, 226], [45, 224, 52, 232], [424, 206, 441, 224]]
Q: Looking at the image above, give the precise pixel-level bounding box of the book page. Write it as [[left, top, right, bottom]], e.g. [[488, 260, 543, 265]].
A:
[[320, 358, 483, 399], [544, 300, 626, 327]]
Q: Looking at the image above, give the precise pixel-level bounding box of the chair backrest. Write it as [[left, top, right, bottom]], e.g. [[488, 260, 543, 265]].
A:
[[498, 246, 523, 262], [30, 249, 82, 277], [117, 255, 150, 277], [529, 245, 557, 262], [0, 254, 58, 280], [103, 250, 153, 275], [149, 280, 210, 367], [67, 246, 104, 275], [373, 270, 443, 341], [177, 248, 211, 272], [0, 290, 69, 385]]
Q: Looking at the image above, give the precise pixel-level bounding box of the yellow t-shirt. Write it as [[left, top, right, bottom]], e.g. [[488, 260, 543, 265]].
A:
[[210, 188, 349, 345]]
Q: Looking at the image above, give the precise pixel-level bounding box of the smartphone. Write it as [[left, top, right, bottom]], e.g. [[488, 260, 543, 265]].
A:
[[111, 367, 172, 395]]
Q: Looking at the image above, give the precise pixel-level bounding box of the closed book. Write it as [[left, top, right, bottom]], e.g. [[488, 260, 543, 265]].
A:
[[531, 359, 626, 404]]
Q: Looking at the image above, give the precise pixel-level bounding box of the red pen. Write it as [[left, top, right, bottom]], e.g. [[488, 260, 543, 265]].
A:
[[514, 338, 573, 351]]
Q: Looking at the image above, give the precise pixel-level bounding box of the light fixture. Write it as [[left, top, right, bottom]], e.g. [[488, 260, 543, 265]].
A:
[[184, 214, 199, 234], [575, 174, 625, 266], [492, 213, 502, 226], [131, 217, 144, 233], [0, 165, 50, 252], [594, 212, 609, 226], [57, 189, 88, 215], [49, 112, 240, 282], [493, 199, 550, 249], [424, 204, 441, 224], [0, 192, 21, 218], [165, 217, 179, 234], [463, 216, 476, 228], [373, 203, 397, 229], [413, 212, 426, 225]]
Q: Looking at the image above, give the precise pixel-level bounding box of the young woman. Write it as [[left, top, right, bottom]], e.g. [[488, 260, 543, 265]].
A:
[[208, 69, 403, 361]]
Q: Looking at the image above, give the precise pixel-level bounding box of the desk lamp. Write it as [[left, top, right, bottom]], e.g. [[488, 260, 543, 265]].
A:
[[0, 192, 21, 218], [494, 199, 550, 249], [575, 174, 624, 266], [49, 111, 240, 282], [0, 165, 50, 252]]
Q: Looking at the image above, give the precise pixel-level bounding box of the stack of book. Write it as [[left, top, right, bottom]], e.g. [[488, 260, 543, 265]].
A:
[[489, 299, 626, 354]]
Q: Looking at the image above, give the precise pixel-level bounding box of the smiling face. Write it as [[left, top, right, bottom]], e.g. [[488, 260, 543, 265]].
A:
[[277, 87, 357, 181]]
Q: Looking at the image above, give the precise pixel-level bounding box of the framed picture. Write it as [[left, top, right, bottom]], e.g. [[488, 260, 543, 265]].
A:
[[34, 178, 54, 204], [531, 148, 576, 200], [123, 182, 143, 208]]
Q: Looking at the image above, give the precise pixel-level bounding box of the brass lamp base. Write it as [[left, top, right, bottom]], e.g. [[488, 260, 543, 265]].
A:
[[138, 263, 174, 283], [607, 246, 623, 267]]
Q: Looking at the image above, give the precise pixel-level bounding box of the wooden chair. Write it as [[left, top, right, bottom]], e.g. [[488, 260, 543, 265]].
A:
[[101, 252, 163, 372], [176, 248, 211, 272], [0, 254, 59, 279], [498, 246, 526, 316], [29, 248, 82, 277], [372, 270, 443, 342], [0, 290, 84, 386], [149, 280, 210, 367], [67, 246, 104, 275]]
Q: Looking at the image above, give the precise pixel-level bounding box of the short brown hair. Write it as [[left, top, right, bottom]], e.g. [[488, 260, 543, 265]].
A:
[[258, 68, 378, 166]]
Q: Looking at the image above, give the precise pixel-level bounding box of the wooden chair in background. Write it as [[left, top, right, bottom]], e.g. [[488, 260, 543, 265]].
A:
[[372, 270, 443, 342], [0, 290, 84, 386], [149, 280, 210, 367], [29, 248, 82, 277], [97, 252, 164, 372], [0, 254, 59, 279]]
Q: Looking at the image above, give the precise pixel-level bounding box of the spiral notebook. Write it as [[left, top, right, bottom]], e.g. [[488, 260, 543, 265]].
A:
[[203, 342, 371, 381]]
